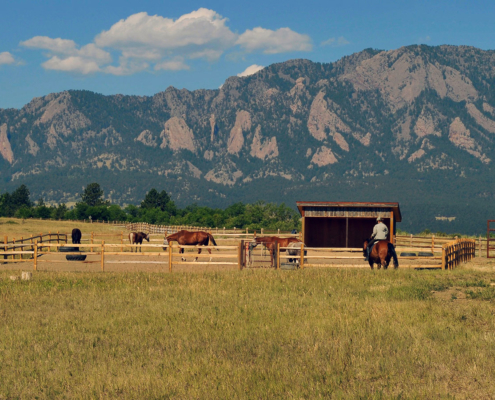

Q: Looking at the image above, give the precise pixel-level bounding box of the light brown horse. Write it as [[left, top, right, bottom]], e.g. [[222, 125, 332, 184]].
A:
[[250, 236, 302, 267], [166, 230, 218, 262], [363, 239, 399, 270]]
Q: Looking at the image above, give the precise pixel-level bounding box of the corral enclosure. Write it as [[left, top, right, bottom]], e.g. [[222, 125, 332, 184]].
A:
[[297, 202, 401, 248]]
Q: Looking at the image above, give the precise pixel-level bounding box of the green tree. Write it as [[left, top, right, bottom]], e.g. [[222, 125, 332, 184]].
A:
[[140, 188, 171, 211], [11, 185, 32, 209], [81, 183, 107, 207]]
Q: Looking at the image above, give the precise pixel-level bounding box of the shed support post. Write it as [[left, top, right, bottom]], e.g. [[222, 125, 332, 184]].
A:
[[390, 211, 394, 244], [301, 216, 306, 247]]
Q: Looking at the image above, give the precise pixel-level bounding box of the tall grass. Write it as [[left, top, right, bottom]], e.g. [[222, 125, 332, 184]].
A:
[[1, 268, 495, 398]]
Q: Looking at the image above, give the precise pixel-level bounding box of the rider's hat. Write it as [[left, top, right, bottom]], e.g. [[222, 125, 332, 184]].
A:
[[376, 217, 383, 222]]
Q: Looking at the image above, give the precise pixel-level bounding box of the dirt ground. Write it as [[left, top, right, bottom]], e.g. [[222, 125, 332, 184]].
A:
[[1, 248, 446, 273]]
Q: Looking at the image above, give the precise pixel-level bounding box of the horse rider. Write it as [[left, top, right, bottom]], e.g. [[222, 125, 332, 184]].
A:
[[365, 217, 389, 261]]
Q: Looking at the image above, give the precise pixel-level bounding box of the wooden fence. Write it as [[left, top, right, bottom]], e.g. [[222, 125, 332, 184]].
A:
[[0, 239, 478, 271], [442, 239, 476, 270], [124, 222, 297, 237], [396, 234, 487, 257], [0, 242, 243, 272], [2, 232, 68, 261]]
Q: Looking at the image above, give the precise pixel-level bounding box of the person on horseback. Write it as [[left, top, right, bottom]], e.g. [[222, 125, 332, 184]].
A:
[[365, 217, 389, 261]]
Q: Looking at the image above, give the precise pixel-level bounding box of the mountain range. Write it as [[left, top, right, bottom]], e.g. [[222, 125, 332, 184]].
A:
[[2, 44, 495, 234]]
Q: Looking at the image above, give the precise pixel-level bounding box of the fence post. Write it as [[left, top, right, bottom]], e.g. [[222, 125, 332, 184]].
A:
[[30, 235, 33, 253], [48, 232, 51, 253], [238, 242, 242, 271], [479, 235, 482, 257], [121, 231, 123, 252], [13, 238, 16, 260], [410, 234, 413, 247], [34, 243, 38, 271], [57, 231, 60, 244], [442, 245, 446, 270], [277, 243, 280, 270], [168, 243, 173, 273], [300, 243, 305, 269], [91, 232, 94, 252], [432, 235, 435, 254], [101, 240, 105, 272], [4, 236, 7, 262]]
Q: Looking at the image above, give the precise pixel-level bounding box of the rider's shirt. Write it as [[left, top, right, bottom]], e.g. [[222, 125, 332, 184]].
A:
[[371, 222, 389, 240]]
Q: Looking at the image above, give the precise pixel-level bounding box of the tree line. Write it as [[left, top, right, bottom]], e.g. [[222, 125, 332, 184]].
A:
[[0, 183, 301, 231]]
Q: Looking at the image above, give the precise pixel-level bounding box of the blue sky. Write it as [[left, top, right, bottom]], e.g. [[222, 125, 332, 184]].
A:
[[1, 0, 494, 109]]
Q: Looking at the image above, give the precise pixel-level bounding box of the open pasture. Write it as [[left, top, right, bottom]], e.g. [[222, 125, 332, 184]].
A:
[[1, 264, 495, 398]]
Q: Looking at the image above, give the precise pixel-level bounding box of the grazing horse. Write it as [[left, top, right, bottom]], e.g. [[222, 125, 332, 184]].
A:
[[166, 230, 218, 262], [129, 232, 149, 252], [286, 241, 307, 264], [71, 228, 82, 244], [249, 236, 303, 267], [363, 239, 399, 270]]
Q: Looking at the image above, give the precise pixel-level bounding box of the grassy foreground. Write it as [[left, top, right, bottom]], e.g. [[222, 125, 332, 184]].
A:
[[1, 267, 495, 399]]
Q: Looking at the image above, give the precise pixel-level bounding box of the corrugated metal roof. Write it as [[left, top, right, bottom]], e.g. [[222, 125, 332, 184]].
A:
[[296, 201, 402, 222]]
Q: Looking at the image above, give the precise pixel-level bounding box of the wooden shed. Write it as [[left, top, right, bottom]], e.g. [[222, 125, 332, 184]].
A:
[[296, 202, 402, 248]]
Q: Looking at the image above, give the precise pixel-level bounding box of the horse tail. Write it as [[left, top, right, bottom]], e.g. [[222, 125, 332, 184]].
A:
[[388, 243, 399, 267], [207, 233, 219, 250]]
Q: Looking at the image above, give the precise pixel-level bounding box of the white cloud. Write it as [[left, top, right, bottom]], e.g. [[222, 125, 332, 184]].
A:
[[21, 36, 77, 54], [21, 36, 111, 74], [237, 64, 264, 77], [95, 9, 236, 56], [0, 52, 15, 65], [321, 36, 350, 47], [154, 58, 190, 71], [418, 35, 431, 43], [21, 8, 314, 76], [104, 58, 149, 76], [236, 27, 312, 54], [42, 56, 101, 74]]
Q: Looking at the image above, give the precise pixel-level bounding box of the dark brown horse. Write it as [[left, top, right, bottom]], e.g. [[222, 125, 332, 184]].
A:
[[363, 239, 399, 270], [166, 230, 218, 261], [71, 228, 82, 244], [129, 232, 149, 252], [250, 236, 302, 267]]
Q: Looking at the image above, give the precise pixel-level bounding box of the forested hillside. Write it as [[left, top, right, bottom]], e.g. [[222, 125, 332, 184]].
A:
[[2, 45, 495, 234]]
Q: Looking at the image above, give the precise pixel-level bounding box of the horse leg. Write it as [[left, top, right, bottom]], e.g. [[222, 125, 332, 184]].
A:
[[181, 247, 186, 262], [195, 248, 202, 262], [208, 247, 212, 262], [368, 260, 374, 270]]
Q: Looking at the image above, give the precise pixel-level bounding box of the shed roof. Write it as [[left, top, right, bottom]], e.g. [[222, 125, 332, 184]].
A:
[[296, 201, 402, 222]]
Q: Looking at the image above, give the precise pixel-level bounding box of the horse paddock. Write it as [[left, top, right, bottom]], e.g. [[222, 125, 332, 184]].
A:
[[1, 246, 447, 273]]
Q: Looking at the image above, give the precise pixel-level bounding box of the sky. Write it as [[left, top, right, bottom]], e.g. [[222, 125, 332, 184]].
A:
[[1, 0, 494, 109]]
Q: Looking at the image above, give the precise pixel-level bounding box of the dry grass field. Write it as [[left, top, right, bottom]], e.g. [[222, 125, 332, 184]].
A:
[[1, 218, 495, 398], [0, 217, 123, 238]]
